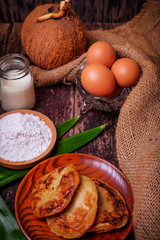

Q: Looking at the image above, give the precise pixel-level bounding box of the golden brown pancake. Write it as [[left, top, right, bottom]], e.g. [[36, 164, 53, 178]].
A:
[[47, 175, 98, 239], [88, 178, 129, 233], [31, 164, 80, 218]]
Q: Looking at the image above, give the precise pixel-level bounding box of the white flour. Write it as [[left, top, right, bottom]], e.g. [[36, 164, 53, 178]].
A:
[[0, 113, 52, 162]]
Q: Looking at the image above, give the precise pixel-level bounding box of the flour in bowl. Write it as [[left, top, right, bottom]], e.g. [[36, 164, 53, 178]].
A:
[[0, 113, 52, 162]]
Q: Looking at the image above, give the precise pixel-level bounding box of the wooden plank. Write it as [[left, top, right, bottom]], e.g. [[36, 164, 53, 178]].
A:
[[35, 83, 75, 137], [0, 0, 147, 24], [93, 0, 103, 23], [5, 23, 25, 55], [0, 23, 12, 56], [74, 85, 119, 166]]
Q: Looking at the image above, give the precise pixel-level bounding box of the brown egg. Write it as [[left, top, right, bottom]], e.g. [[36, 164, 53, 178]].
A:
[[105, 84, 122, 99], [86, 41, 116, 68], [81, 63, 115, 97], [111, 58, 141, 88]]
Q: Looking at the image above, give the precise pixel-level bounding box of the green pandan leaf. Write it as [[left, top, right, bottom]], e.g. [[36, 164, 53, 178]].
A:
[[56, 116, 80, 139], [52, 123, 107, 155], [0, 196, 26, 239], [0, 169, 29, 188]]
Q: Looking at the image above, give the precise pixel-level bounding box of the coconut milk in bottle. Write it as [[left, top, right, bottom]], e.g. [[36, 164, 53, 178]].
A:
[[0, 54, 35, 111]]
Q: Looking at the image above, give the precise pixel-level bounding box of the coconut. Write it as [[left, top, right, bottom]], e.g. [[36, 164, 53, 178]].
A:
[[21, 2, 87, 70]]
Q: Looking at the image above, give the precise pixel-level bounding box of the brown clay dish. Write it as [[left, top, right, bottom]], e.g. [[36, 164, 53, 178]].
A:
[[15, 153, 134, 240], [0, 109, 57, 169]]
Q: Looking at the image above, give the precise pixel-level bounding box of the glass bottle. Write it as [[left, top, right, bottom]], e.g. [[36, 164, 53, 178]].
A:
[[0, 54, 35, 111]]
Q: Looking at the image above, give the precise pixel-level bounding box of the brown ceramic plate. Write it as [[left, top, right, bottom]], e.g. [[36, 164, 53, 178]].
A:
[[15, 153, 134, 240], [0, 109, 57, 169]]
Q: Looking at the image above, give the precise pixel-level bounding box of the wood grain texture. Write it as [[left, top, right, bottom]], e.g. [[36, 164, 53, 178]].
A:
[[0, 0, 147, 24], [0, 23, 12, 56], [15, 153, 134, 240]]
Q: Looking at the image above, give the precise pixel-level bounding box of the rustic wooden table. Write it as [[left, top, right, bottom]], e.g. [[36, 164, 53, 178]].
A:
[[0, 22, 135, 239]]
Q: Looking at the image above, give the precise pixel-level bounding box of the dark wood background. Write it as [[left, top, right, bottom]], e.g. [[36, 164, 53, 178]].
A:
[[0, 0, 146, 24], [0, 1, 147, 239]]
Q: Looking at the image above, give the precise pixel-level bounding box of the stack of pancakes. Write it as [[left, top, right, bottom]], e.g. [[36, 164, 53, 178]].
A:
[[31, 164, 129, 239]]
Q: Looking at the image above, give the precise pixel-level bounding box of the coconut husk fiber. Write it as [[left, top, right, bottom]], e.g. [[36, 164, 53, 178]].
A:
[[30, 1, 160, 239]]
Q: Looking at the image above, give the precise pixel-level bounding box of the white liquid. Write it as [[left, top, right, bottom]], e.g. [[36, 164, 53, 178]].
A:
[[1, 71, 35, 111]]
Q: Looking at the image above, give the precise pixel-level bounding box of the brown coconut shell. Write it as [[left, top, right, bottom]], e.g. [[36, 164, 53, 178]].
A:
[[21, 4, 87, 70]]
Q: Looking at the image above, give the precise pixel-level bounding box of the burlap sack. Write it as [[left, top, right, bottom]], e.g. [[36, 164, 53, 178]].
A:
[[30, 0, 160, 239]]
